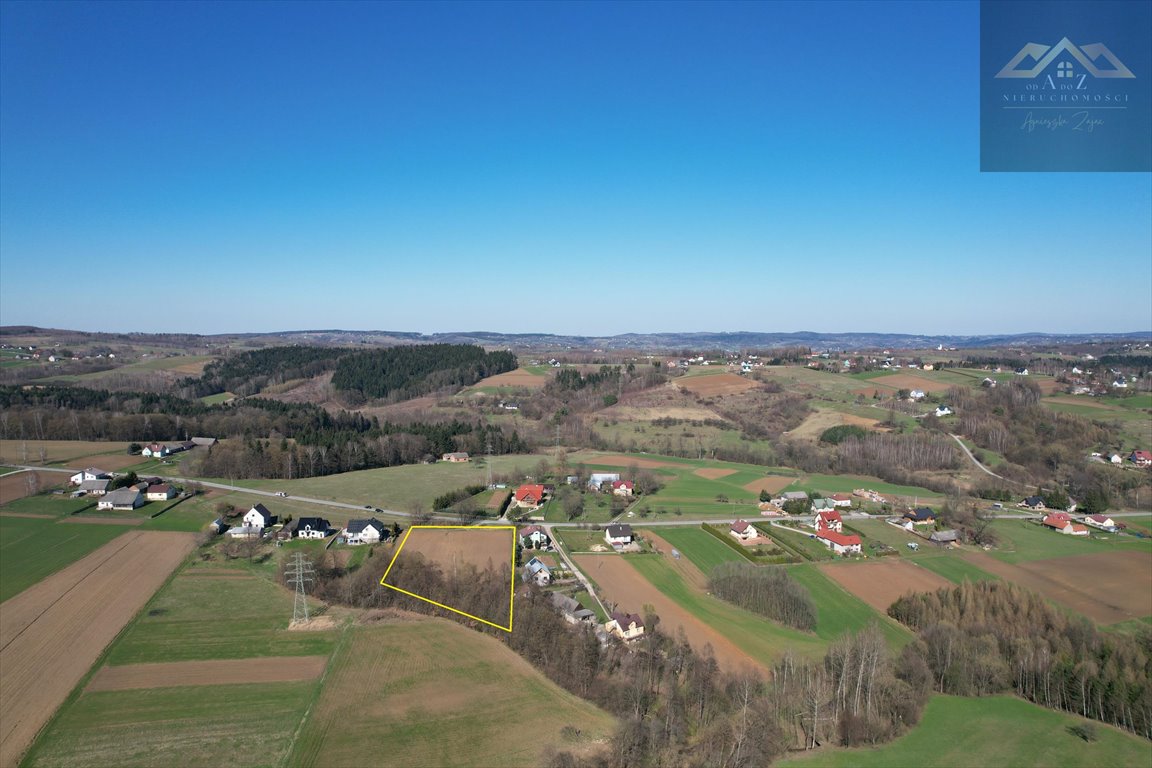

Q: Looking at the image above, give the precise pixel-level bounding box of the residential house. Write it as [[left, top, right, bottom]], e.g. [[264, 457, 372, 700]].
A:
[[981, 377, 998, 388], [441, 452, 470, 462], [1018, 496, 1046, 511], [1109, 454, 1124, 465], [345, 518, 386, 544], [296, 517, 331, 539], [813, 509, 843, 534], [145, 484, 176, 501], [828, 493, 853, 508], [1015, 368, 1029, 376], [758, 501, 785, 516], [588, 473, 621, 491], [518, 524, 550, 549], [513, 484, 548, 509], [97, 488, 143, 511], [811, 498, 836, 514], [903, 507, 936, 526], [816, 529, 862, 555], [70, 468, 110, 485], [729, 520, 758, 541], [1129, 450, 1152, 468], [934, 406, 954, 417], [522, 557, 552, 586], [604, 524, 634, 547], [1042, 514, 1089, 536], [141, 443, 170, 458], [611, 480, 634, 497], [908, 389, 927, 401], [243, 504, 276, 529], [1083, 514, 1117, 531], [78, 478, 110, 496], [550, 592, 596, 626], [606, 611, 645, 641], [781, 491, 810, 502]]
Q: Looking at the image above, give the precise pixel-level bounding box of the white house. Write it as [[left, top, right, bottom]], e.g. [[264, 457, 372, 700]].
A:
[[70, 468, 110, 485], [816, 529, 862, 555], [296, 517, 330, 539], [606, 611, 645, 641], [97, 488, 143, 511], [908, 389, 927, 401], [604, 524, 634, 547], [518, 524, 550, 549], [729, 520, 758, 541], [828, 493, 853, 508], [345, 518, 386, 544], [813, 509, 843, 534], [934, 406, 953, 417], [243, 504, 276, 529], [141, 443, 170, 458], [588, 473, 621, 491], [145, 484, 176, 501], [522, 557, 552, 586], [1083, 514, 1117, 530], [611, 480, 635, 497]]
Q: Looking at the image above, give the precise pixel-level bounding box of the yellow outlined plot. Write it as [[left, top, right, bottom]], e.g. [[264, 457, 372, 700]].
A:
[[380, 525, 516, 632]]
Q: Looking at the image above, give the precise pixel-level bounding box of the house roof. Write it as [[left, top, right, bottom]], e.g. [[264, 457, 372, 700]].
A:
[[247, 504, 273, 522], [1023, 496, 1045, 507], [930, 530, 959, 542], [297, 517, 330, 531], [730, 520, 752, 534], [812, 498, 835, 510], [816, 509, 842, 525], [520, 524, 546, 538], [147, 484, 172, 494], [610, 611, 644, 629], [79, 479, 110, 491], [605, 523, 633, 539], [818, 530, 861, 547], [611, 480, 634, 490], [1131, 450, 1152, 461], [525, 557, 551, 574], [1045, 511, 1071, 523], [1086, 514, 1112, 523], [77, 467, 109, 477], [550, 592, 580, 614], [103, 488, 141, 505], [515, 484, 546, 502], [782, 491, 809, 500], [1069, 524, 1089, 534], [904, 507, 935, 521], [829, 493, 852, 502], [346, 518, 385, 534]]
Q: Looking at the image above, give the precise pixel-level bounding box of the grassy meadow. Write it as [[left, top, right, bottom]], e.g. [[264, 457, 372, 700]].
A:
[[647, 526, 746, 573], [0, 516, 128, 601]]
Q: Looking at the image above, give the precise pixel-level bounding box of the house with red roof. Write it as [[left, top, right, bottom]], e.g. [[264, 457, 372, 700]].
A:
[[1129, 450, 1152, 468], [729, 520, 758, 541], [1083, 513, 1117, 531], [813, 509, 843, 534], [1042, 513, 1088, 536], [611, 479, 635, 497], [816, 529, 862, 555], [513, 484, 548, 509], [828, 493, 853, 508], [519, 524, 550, 549]]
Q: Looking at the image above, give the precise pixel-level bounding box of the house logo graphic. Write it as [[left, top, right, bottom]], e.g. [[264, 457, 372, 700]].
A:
[[995, 37, 1135, 79]]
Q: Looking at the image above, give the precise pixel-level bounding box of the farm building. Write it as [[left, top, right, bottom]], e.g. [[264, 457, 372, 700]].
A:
[[78, 479, 110, 496], [522, 557, 552, 586], [816, 529, 862, 555], [929, 530, 959, 546], [70, 468, 110, 485], [587, 473, 621, 490], [145, 484, 176, 501], [225, 525, 263, 539], [243, 504, 276, 529], [729, 520, 758, 541], [97, 488, 143, 511], [1083, 514, 1117, 531], [1042, 514, 1089, 536], [513, 484, 548, 509], [606, 611, 645, 641], [813, 509, 843, 534], [345, 518, 386, 544], [611, 480, 634, 497], [141, 443, 170, 458], [441, 452, 470, 462], [518, 524, 550, 549], [828, 493, 853, 508], [550, 593, 596, 626], [604, 524, 634, 547], [191, 436, 217, 446], [296, 517, 331, 539]]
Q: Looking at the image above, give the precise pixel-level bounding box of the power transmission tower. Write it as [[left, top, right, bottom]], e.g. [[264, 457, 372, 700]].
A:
[[284, 552, 316, 624], [485, 435, 493, 488]]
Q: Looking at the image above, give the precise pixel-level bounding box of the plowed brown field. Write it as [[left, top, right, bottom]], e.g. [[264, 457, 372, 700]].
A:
[[475, 369, 549, 388], [0, 531, 195, 766], [677, 373, 760, 396], [693, 468, 736, 479], [60, 515, 146, 526], [959, 550, 1152, 624], [0, 471, 67, 504], [742, 476, 797, 495], [817, 560, 953, 612], [867, 373, 952, 393], [573, 553, 764, 673], [86, 655, 328, 691]]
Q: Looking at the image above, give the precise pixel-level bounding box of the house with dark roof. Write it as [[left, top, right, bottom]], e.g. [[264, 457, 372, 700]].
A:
[[78, 478, 110, 496], [549, 592, 595, 626], [98, 488, 144, 511], [522, 556, 552, 586], [518, 524, 550, 549], [729, 520, 758, 541], [296, 517, 331, 540], [903, 507, 936, 525], [141, 443, 170, 458], [929, 529, 959, 545], [606, 611, 645, 640], [146, 484, 176, 501], [1018, 496, 1046, 511], [243, 504, 276, 529], [442, 452, 470, 462], [604, 524, 634, 547], [345, 518, 386, 544]]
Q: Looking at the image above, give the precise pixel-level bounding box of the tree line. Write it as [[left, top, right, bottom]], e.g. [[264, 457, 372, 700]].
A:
[[177, 346, 352, 398], [330, 344, 517, 401], [889, 580, 1152, 738], [709, 562, 817, 631]]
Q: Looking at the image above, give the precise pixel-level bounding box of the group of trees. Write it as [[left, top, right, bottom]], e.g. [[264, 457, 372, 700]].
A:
[[889, 581, 1152, 738], [178, 346, 351, 398], [331, 344, 516, 402], [709, 562, 816, 631]]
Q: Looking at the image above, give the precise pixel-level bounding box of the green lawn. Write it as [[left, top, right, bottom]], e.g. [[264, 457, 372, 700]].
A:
[[989, 520, 1152, 564], [913, 555, 999, 585], [553, 528, 614, 552], [1, 493, 95, 518], [23, 682, 317, 768], [625, 555, 829, 660], [647, 526, 746, 573], [0, 516, 128, 602], [573, 589, 609, 622], [785, 564, 912, 648], [768, 524, 836, 561], [793, 474, 944, 500], [776, 694, 1152, 768], [105, 571, 339, 665]]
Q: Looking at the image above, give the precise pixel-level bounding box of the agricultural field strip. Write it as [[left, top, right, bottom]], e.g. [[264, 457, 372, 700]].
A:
[[0, 531, 195, 768], [86, 656, 329, 691]]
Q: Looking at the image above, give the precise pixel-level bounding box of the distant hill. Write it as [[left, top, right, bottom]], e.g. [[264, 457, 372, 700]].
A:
[[2, 326, 1149, 352]]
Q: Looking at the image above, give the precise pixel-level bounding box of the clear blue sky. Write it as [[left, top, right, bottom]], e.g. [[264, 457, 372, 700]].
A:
[[1, 0, 1149, 336]]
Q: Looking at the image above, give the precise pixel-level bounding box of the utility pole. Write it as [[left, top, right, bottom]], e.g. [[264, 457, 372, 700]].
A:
[[485, 435, 493, 488], [284, 552, 316, 625]]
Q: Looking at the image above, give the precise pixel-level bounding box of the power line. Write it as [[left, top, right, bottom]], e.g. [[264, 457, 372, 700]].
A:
[[284, 552, 316, 624]]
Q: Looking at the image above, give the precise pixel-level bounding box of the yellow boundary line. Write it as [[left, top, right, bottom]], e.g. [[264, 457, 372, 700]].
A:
[[380, 525, 516, 632]]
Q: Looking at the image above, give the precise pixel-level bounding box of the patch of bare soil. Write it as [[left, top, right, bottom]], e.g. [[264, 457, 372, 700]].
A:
[[867, 373, 953, 393], [677, 373, 760, 397], [0, 471, 67, 504], [474, 369, 549, 388], [0, 531, 195, 767], [742, 476, 796, 494], [693, 468, 736, 479], [60, 515, 146, 526], [86, 655, 328, 691], [62, 454, 144, 471], [786, 409, 882, 440], [818, 560, 953, 613]]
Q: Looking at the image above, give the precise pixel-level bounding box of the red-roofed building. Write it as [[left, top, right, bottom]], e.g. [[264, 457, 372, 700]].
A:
[[1129, 450, 1152, 468], [514, 484, 548, 509], [611, 480, 635, 497], [829, 493, 853, 507], [1042, 514, 1088, 535], [729, 520, 758, 541], [813, 509, 843, 534], [816, 529, 862, 555], [1083, 513, 1117, 530]]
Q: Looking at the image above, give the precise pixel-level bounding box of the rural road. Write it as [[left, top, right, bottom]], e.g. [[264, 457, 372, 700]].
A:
[[542, 523, 611, 619], [949, 433, 1009, 480]]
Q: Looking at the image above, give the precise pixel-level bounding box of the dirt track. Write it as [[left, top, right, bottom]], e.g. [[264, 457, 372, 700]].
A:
[[960, 550, 1152, 624], [87, 655, 328, 691], [0, 530, 195, 767], [818, 560, 953, 613], [573, 553, 765, 674]]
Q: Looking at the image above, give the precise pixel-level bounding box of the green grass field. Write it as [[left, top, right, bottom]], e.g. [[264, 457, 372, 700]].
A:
[[768, 524, 836, 561], [0, 516, 128, 602], [24, 681, 317, 768], [785, 564, 911, 648], [287, 621, 615, 768], [553, 528, 615, 552], [646, 526, 746, 573], [912, 555, 999, 585], [989, 520, 1152, 564], [625, 555, 829, 660], [776, 694, 1152, 768]]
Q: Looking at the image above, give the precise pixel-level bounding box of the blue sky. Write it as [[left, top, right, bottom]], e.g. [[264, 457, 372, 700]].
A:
[[1, 0, 1149, 336]]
